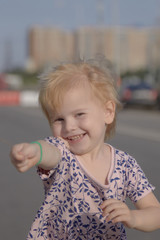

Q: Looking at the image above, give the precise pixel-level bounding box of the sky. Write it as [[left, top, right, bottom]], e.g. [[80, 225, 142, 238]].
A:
[[0, 0, 160, 71]]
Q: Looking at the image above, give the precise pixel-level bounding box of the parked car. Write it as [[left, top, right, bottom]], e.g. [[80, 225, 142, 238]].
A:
[[120, 76, 159, 109], [156, 87, 160, 109]]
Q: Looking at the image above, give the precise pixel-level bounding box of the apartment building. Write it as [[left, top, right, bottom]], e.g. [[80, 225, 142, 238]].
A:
[[28, 26, 74, 70], [28, 26, 160, 73]]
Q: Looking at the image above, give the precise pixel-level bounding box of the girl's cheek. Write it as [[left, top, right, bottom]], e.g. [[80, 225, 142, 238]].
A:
[[53, 130, 59, 137], [79, 118, 89, 127], [51, 125, 59, 136], [53, 126, 63, 137]]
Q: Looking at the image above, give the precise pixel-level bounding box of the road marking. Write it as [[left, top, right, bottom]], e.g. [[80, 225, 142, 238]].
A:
[[117, 125, 160, 142]]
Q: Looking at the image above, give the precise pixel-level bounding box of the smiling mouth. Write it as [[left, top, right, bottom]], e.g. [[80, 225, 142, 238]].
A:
[[66, 133, 85, 141]]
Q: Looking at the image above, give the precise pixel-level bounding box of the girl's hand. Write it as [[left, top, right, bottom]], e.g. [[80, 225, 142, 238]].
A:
[[100, 199, 136, 229], [10, 143, 40, 172]]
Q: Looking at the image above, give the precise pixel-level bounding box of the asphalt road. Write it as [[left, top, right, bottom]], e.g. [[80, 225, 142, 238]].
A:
[[0, 106, 160, 240]]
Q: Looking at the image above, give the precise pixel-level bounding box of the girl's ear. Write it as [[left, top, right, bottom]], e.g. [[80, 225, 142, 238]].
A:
[[104, 100, 115, 124]]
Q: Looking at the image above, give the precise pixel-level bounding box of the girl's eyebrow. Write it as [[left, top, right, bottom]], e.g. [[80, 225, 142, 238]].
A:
[[73, 108, 89, 113]]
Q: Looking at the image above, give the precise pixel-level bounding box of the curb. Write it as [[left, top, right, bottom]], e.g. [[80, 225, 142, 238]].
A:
[[0, 91, 39, 106]]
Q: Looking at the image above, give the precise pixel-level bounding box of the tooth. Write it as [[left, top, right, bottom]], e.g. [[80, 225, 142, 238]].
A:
[[68, 134, 83, 140]]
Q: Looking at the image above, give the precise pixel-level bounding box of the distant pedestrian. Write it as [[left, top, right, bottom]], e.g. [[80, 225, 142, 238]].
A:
[[10, 56, 160, 239]]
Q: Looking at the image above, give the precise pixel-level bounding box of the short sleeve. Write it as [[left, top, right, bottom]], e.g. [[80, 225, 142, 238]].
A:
[[37, 136, 67, 180], [126, 156, 155, 203]]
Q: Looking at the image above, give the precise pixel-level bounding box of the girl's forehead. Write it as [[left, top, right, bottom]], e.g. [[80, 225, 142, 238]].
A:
[[61, 76, 93, 97], [61, 86, 103, 111], [47, 73, 103, 116], [49, 85, 97, 115], [63, 84, 92, 102]]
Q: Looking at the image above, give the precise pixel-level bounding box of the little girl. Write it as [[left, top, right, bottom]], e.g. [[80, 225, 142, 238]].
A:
[[11, 58, 160, 239]]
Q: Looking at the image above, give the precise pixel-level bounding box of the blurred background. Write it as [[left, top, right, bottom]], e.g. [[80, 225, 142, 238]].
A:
[[0, 0, 160, 104], [0, 0, 160, 239]]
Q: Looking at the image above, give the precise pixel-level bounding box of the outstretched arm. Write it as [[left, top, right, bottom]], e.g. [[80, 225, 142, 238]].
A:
[[100, 192, 160, 232], [10, 140, 61, 172]]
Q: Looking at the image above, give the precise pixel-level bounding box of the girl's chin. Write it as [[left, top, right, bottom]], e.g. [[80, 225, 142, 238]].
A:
[[69, 144, 89, 156]]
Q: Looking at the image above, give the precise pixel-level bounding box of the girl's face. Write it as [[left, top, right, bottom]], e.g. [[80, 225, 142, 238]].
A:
[[50, 83, 115, 156]]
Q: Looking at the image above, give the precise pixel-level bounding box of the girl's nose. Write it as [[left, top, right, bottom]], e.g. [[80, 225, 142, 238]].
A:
[[64, 118, 77, 133]]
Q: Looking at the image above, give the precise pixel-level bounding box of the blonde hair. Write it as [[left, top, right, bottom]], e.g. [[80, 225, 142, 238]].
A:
[[39, 57, 121, 139]]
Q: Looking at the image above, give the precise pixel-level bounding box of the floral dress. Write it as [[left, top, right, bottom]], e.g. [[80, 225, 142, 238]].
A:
[[27, 137, 154, 240]]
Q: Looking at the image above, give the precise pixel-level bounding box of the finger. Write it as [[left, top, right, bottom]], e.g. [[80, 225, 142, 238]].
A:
[[11, 144, 27, 161], [10, 151, 25, 165], [12, 143, 23, 153], [16, 155, 36, 172], [16, 155, 37, 172], [18, 143, 38, 161], [16, 158, 28, 167], [102, 201, 123, 214], [16, 161, 30, 173], [102, 203, 127, 220], [105, 208, 127, 223], [100, 198, 119, 209], [11, 144, 35, 169], [107, 214, 125, 224]]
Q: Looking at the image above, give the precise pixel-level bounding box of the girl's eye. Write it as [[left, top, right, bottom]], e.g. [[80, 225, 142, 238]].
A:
[[54, 118, 64, 122], [76, 113, 85, 117]]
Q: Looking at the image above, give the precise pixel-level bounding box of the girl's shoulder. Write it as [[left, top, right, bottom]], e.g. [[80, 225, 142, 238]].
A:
[[110, 145, 138, 169], [45, 136, 65, 148]]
